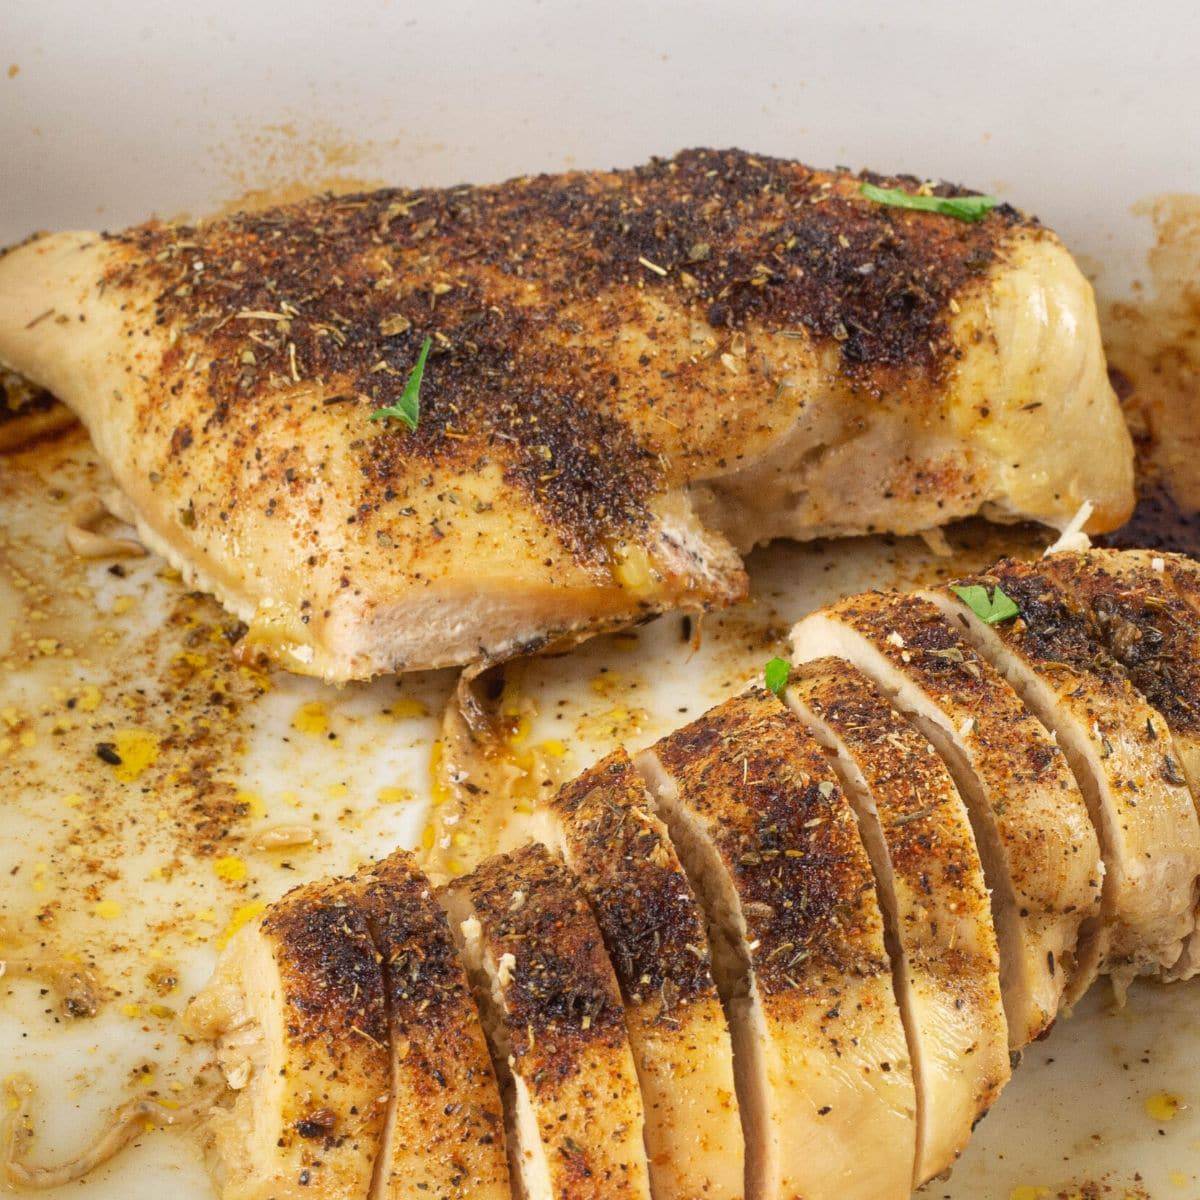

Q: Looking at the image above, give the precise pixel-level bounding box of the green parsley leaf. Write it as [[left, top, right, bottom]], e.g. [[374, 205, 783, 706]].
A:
[[764, 656, 791, 697], [951, 583, 1020, 625], [369, 336, 432, 431], [860, 182, 998, 223]]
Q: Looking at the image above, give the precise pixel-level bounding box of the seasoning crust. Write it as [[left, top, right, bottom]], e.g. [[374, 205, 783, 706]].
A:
[[0, 147, 1133, 678], [260, 879, 391, 1076], [353, 851, 512, 1200], [650, 688, 891, 998], [549, 748, 716, 1007], [791, 591, 1102, 1045], [94, 148, 1027, 579], [545, 748, 745, 1200], [449, 843, 652, 1199], [1042, 549, 1200, 774], [182, 876, 391, 1200], [645, 688, 917, 1199], [787, 657, 1009, 1181]]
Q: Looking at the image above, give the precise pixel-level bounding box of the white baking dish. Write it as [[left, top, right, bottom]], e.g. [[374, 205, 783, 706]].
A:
[[3, 2, 1199, 1196]]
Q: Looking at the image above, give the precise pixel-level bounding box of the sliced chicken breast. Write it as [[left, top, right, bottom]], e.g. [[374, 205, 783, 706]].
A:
[[351, 851, 511, 1200], [927, 561, 1200, 995], [441, 843, 652, 1200], [636, 689, 916, 1200], [0, 150, 1133, 680], [181, 879, 390, 1200], [782, 657, 1009, 1184], [791, 593, 1101, 1046], [1040, 548, 1200, 799], [539, 749, 744, 1200]]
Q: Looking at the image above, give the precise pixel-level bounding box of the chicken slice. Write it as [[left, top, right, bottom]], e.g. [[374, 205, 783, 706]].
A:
[[926, 560, 1200, 995], [1039, 548, 1200, 799], [181, 879, 390, 1200], [782, 658, 1009, 1184], [791, 593, 1101, 1046], [440, 843, 652, 1200], [0, 150, 1133, 680], [635, 689, 916, 1200], [538, 748, 745, 1200], [351, 851, 511, 1200]]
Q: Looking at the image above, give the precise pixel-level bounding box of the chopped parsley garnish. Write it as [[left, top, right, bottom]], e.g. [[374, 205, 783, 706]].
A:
[[369, 336, 432, 431], [764, 656, 791, 698], [951, 583, 1020, 625], [860, 182, 998, 223]]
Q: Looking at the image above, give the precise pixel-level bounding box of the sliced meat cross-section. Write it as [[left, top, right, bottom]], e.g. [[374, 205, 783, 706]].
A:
[[927, 560, 1200, 997], [539, 748, 745, 1200], [441, 843, 653, 1200], [791, 592, 1102, 1046], [782, 657, 1010, 1185], [181, 878, 391, 1200], [636, 688, 916, 1200], [1040, 548, 1200, 801], [351, 851, 511, 1200]]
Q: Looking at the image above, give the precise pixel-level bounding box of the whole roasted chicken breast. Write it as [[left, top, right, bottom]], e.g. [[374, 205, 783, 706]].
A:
[[0, 150, 1131, 679]]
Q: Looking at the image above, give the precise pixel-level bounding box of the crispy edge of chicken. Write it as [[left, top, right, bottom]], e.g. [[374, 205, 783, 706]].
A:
[[440, 843, 653, 1200], [784, 657, 1010, 1184], [180, 878, 390, 1200], [351, 851, 512, 1200], [791, 592, 1102, 1047], [927, 562, 1200, 995], [0, 150, 1134, 680], [636, 689, 916, 1200], [539, 748, 745, 1200]]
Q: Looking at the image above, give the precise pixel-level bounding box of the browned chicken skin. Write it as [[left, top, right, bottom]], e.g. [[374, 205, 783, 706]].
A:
[[0, 150, 1132, 679]]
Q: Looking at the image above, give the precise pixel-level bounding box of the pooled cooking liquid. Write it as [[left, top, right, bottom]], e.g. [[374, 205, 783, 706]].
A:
[[1097, 481, 1200, 558], [1100, 194, 1200, 557], [420, 665, 574, 883]]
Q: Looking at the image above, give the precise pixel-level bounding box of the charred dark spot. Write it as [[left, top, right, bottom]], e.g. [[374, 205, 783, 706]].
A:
[[963, 561, 1125, 685], [356, 853, 480, 1043], [1043, 554, 1200, 738], [294, 1108, 336, 1139], [263, 881, 389, 1052]]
